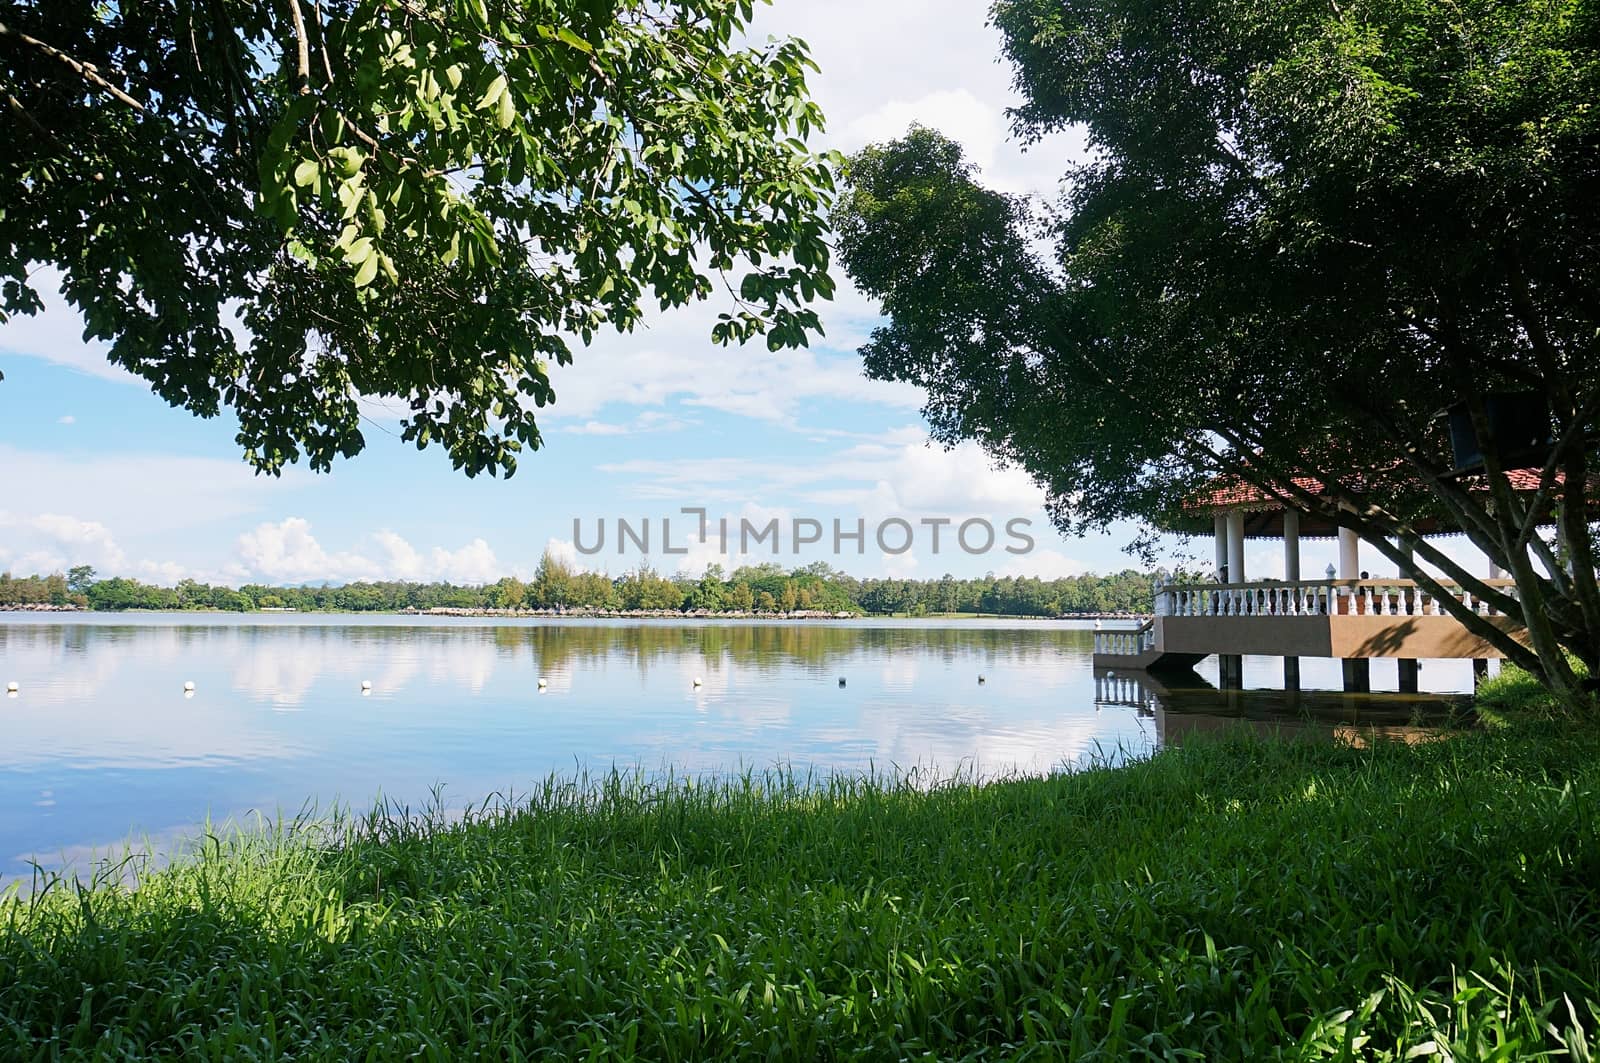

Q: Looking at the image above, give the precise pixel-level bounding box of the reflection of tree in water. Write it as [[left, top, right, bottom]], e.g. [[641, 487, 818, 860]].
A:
[[1, 621, 1096, 682], [488, 623, 1094, 676]]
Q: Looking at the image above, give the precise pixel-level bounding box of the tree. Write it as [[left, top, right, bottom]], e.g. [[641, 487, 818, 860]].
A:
[[531, 550, 573, 608], [618, 564, 684, 611], [688, 563, 727, 611], [2, 0, 837, 476], [65, 565, 96, 593], [836, 0, 1600, 709], [489, 576, 526, 610]]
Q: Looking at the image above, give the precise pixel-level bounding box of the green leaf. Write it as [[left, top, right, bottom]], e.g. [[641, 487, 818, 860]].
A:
[[477, 74, 508, 111], [292, 160, 319, 187], [353, 254, 379, 288], [555, 27, 594, 54], [344, 237, 375, 265]]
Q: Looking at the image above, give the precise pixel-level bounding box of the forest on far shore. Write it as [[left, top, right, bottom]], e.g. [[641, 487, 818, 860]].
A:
[[0, 557, 1158, 617]]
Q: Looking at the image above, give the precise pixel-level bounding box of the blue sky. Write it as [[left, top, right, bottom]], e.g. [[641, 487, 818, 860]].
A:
[[0, 0, 1376, 588]]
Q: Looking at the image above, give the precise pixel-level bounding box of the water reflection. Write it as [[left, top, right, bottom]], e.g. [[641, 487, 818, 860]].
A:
[[1093, 668, 1463, 747], [1, 614, 1464, 884], [1, 616, 1143, 879]]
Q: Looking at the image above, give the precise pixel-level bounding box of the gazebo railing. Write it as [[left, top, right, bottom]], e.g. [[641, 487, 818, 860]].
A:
[[1093, 619, 1156, 657], [1157, 579, 1520, 619], [1094, 671, 1155, 713]]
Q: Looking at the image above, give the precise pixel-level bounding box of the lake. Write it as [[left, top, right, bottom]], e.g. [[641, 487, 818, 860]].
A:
[[0, 614, 1475, 883]]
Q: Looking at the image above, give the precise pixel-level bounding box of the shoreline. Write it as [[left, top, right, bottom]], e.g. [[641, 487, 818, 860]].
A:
[[0, 604, 1153, 621]]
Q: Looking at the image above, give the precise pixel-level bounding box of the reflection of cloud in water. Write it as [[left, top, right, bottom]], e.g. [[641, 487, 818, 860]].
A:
[[220, 627, 502, 707], [0, 615, 1477, 878], [815, 700, 1142, 777], [2, 812, 285, 893]]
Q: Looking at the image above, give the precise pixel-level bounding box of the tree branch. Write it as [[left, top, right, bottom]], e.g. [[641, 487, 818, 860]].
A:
[[0, 21, 145, 111], [285, 0, 313, 95]]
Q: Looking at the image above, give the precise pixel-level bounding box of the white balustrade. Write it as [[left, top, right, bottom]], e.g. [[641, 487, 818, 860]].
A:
[[1094, 621, 1156, 658], [1157, 578, 1517, 620]]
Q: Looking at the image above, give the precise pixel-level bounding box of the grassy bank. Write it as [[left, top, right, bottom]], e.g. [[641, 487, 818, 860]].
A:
[[1476, 659, 1593, 719], [4, 728, 1599, 1059]]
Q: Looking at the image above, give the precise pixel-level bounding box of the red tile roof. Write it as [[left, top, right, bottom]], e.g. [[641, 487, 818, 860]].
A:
[[1186, 469, 1566, 514]]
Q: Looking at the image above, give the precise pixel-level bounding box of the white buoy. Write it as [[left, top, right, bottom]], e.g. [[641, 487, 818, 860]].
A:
[[183, 681, 196, 692], [537, 677, 548, 688], [361, 679, 373, 690], [693, 676, 703, 687], [5, 681, 17, 693]]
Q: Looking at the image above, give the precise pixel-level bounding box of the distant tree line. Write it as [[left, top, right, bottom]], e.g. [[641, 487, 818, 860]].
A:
[[0, 556, 1158, 616]]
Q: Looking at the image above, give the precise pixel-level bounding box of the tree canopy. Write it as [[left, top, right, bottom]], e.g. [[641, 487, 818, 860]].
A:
[[1, 0, 837, 475], [836, 0, 1600, 704], [1, 561, 1160, 617]]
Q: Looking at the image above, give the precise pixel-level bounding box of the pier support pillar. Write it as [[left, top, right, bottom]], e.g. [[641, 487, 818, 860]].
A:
[[1283, 656, 1301, 691], [1397, 658, 1420, 694], [1219, 654, 1244, 690], [1342, 658, 1371, 693]]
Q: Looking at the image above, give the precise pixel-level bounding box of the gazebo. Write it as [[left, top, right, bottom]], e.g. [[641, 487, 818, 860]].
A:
[[1092, 474, 1535, 692]]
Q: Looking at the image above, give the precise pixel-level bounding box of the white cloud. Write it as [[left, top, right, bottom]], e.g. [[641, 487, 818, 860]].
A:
[[847, 88, 1005, 174], [540, 537, 582, 572], [881, 550, 921, 578], [0, 444, 304, 536], [56, 415, 75, 425], [235, 518, 504, 586], [543, 309, 921, 429], [429, 538, 499, 585], [135, 560, 193, 585], [0, 269, 139, 383], [560, 411, 700, 436], [749, 0, 1088, 196], [372, 530, 427, 580], [0, 512, 128, 575], [1001, 549, 1087, 580], [237, 518, 381, 585], [563, 420, 631, 437], [596, 433, 1048, 521]]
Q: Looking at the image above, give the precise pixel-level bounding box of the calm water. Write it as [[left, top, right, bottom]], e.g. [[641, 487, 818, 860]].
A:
[[0, 614, 1472, 881]]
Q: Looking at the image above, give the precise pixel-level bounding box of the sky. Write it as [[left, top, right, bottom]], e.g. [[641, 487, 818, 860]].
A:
[[0, 0, 1405, 588]]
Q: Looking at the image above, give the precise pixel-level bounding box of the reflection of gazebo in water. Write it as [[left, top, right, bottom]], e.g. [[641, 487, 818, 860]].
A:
[[1092, 471, 1538, 693], [1093, 668, 1459, 746]]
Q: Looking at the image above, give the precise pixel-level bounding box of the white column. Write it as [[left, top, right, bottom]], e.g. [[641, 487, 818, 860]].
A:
[[1338, 526, 1360, 579], [1214, 514, 1228, 579], [1283, 510, 1301, 582], [1227, 510, 1246, 584]]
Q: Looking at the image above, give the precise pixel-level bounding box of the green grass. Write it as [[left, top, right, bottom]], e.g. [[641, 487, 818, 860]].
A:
[[1476, 660, 1593, 719], [4, 728, 1600, 1059]]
